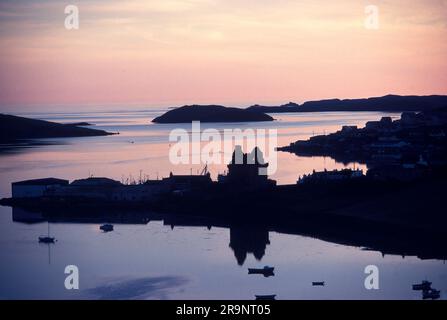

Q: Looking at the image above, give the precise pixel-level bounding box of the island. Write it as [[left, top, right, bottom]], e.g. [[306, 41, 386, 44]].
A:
[[247, 94, 447, 113], [152, 105, 274, 123], [0, 113, 116, 143]]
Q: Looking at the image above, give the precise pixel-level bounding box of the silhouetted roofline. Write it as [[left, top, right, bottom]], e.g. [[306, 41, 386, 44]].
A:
[[12, 178, 69, 186], [71, 177, 122, 186]]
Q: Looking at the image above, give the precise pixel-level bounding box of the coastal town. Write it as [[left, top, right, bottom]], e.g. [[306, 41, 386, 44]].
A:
[[279, 108, 447, 182]]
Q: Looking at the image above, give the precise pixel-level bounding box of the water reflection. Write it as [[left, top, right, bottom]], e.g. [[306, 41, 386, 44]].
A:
[[86, 276, 188, 300], [11, 206, 447, 264], [229, 227, 270, 266], [163, 215, 270, 265]]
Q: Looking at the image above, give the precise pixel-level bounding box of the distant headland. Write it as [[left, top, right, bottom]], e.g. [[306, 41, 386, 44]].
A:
[[247, 94, 447, 113], [0, 114, 116, 143], [152, 105, 274, 123], [152, 95, 447, 122]]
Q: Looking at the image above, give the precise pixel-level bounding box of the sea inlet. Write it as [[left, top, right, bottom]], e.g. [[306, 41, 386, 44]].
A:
[[0, 107, 445, 299]]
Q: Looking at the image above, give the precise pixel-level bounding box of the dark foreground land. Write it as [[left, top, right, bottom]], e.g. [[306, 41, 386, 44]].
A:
[[157, 172, 447, 234], [3, 173, 446, 230], [5, 174, 447, 261], [0, 114, 116, 143]]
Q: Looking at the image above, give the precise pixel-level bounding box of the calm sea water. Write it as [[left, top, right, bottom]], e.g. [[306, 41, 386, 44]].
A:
[[0, 108, 446, 299]]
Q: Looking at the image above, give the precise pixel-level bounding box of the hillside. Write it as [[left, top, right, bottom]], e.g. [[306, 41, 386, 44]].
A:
[[152, 105, 274, 123], [0, 114, 115, 142], [248, 95, 447, 113]]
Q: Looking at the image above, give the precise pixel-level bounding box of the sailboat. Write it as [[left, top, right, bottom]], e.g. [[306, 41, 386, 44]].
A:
[[39, 222, 55, 243]]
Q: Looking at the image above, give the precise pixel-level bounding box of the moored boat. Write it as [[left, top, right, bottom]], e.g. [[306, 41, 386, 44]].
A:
[[422, 289, 440, 300], [255, 295, 276, 301], [38, 236, 55, 243], [248, 266, 275, 277], [100, 224, 114, 232], [412, 280, 432, 291], [38, 222, 55, 243]]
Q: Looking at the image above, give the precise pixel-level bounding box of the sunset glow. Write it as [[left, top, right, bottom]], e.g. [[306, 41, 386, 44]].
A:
[[0, 0, 446, 107]]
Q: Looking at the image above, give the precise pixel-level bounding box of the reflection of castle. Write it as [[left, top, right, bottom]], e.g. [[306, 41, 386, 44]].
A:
[[163, 215, 271, 266], [229, 226, 270, 266]]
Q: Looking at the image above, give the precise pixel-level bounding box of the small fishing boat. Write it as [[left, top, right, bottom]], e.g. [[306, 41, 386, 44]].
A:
[[248, 266, 274, 277], [412, 280, 432, 291], [422, 289, 440, 300], [100, 224, 114, 232], [38, 222, 55, 243], [312, 281, 325, 286], [255, 295, 276, 301], [38, 236, 55, 244]]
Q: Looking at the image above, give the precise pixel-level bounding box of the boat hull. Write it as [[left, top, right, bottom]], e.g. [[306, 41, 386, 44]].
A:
[[38, 237, 55, 244], [255, 295, 276, 301], [248, 268, 274, 277]]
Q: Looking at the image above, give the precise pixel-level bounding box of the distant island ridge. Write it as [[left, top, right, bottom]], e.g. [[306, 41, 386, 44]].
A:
[[152, 104, 274, 123], [152, 95, 447, 123], [0, 114, 116, 143], [247, 94, 447, 113]]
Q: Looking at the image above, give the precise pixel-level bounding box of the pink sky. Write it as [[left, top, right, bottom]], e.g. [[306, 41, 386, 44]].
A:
[[0, 0, 446, 108]]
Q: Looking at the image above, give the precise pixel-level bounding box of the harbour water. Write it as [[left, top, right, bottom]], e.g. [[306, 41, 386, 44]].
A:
[[0, 107, 445, 299]]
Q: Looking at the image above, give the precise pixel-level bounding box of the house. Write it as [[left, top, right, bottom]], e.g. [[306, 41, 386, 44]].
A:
[[297, 169, 364, 185], [71, 177, 122, 187], [400, 112, 424, 127], [367, 164, 427, 182], [367, 141, 408, 157], [12, 178, 69, 198], [162, 173, 212, 191], [340, 125, 358, 135], [47, 177, 123, 200], [365, 117, 394, 131], [45, 176, 173, 202], [111, 182, 170, 201]]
